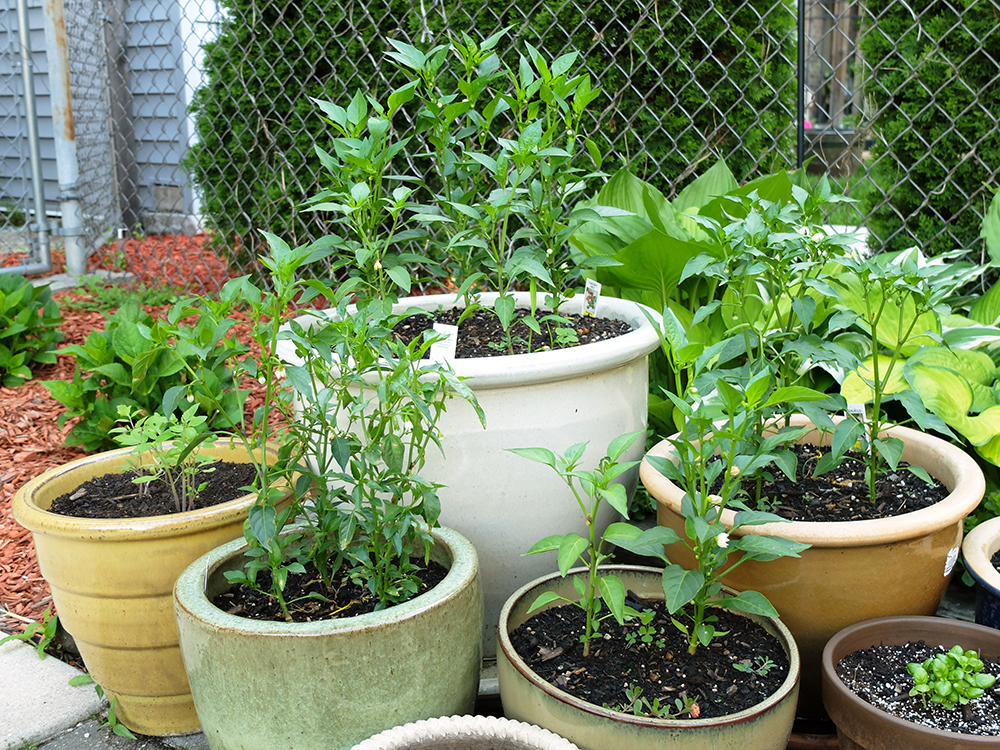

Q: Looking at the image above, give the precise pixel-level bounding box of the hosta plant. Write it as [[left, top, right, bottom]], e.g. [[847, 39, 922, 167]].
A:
[[0, 273, 62, 387]]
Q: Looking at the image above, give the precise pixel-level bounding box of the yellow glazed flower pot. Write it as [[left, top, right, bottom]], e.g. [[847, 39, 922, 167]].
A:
[[11, 441, 285, 736], [497, 566, 799, 750], [173, 526, 483, 750], [640, 416, 984, 720]]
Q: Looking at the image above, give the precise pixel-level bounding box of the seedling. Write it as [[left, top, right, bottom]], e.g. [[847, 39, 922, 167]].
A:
[[624, 609, 665, 649], [0, 606, 58, 659], [907, 644, 997, 710], [619, 685, 700, 719], [733, 655, 777, 676]]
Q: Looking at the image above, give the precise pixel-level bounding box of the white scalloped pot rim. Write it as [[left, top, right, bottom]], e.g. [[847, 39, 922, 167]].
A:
[[351, 714, 581, 750]]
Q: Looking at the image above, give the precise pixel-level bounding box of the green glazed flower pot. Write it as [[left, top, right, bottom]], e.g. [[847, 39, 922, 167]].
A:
[[497, 566, 799, 750], [173, 526, 483, 750]]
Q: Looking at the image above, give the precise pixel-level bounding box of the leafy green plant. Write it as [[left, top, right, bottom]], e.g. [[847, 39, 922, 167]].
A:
[[509, 431, 653, 655], [619, 685, 699, 719], [67, 674, 136, 739], [61, 277, 181, 314], [907, 645, 997, 710], [0, 607, 58, 659], [624, 608, 665, 649], [109, 404, 219, 512], [42, 304, 245, 451], [0, 273, 62, 387], [733, 655, 777, 676]]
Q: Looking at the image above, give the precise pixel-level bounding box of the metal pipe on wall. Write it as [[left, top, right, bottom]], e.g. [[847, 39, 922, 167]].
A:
[[3, 0, 52, 276], [41, 0, 85, 276]]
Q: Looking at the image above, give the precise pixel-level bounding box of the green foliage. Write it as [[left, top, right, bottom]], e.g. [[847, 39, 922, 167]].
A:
[[186, 0, 795, 264], [0, 607, 58, 659], [733, 655, 777, 676], [858, 0, 1000, 256], [0, 273, 62, 387], [907, 645, 997, 710], [109, 404, 219, 512], [67, 674, 137, 739], [61, 277, 182, 314], [42, 304, 245, 452], [619, 684, 699, 719], [511, 431, 651, 656]]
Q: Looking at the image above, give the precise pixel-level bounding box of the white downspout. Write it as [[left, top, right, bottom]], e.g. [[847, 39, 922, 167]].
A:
[[41, 0, 85, 275]]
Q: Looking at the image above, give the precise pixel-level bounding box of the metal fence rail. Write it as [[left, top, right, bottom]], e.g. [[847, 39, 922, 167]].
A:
[[0, 0, 997, 289]]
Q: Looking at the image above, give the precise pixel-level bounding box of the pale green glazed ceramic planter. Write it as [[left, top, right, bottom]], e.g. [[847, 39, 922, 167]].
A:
[[497, 566, 799, 750], [173, 526, 483, 750]]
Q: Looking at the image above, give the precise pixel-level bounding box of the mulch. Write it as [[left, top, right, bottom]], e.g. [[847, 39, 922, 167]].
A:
[[0, 234, 266, 635]]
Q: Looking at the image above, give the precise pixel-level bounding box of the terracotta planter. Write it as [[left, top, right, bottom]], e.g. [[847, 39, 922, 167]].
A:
[[822, 615, 1000, 748], [277, 292, 660, 661], [497, 566, 799, 750], [173, 526, 483, 750], [352, 715, 580, 750], [640, 416, 985, 719], [962, 516, 1000, 629], [10, 441, 283, 736]]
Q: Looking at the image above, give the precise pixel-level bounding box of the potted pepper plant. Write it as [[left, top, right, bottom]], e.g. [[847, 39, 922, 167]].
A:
[[172, 234, 485, 750], [640, 200, 987, 720], [273, 32, 660, 665], [497, 390, 808, 750]]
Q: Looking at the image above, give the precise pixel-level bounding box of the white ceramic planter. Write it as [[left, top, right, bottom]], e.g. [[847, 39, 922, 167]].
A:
[[962, 516, 1000, 630], [276, 292, 661, 659], [352, 715, 581, 750]]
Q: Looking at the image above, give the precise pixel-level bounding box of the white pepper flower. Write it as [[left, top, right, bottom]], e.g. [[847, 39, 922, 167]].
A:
[[716, 532, 730, 549]]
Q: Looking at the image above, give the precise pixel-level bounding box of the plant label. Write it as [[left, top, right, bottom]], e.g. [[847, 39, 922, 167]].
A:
[[430, 323, 458, 362], [583, 278, 601, 318]]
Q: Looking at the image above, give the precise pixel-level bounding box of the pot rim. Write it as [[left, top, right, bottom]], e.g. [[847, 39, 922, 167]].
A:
[[351, 714, 581, 750], [275, 292, 661, 390], [497, 564, 800, 729], [962, 516, 1000, 595], [821, 615, 1000, 746], [11, 440, 284, 540], [640, 415, 984, 547], [173, 525, 478, 637]]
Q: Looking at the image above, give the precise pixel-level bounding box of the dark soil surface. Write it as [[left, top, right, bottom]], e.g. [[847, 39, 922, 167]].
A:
[[393, 306, 632, 358], [836, 641, 1000, 735], [510, 595, 789, 720], [214, 558, 448, 622], [735, 443, 951, 523], [46, 461, 258, 518], [991, 549, 1000, 573]]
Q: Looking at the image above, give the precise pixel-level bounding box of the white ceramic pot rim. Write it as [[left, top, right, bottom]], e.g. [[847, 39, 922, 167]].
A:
[[641, 415, 985, 547], [962, 516, 1000, 595], [276, 292, 661, 390], [174, 525, 477, 637], [11, 440, 279, 539], [351, 714, 581, 750], [498, 565, 800, 729]]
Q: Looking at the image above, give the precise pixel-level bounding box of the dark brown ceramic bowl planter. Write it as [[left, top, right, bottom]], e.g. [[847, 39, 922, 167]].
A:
[[822, 616, 1000, 749], [640, 416, 985, 719], [497, 566, 799, 750]]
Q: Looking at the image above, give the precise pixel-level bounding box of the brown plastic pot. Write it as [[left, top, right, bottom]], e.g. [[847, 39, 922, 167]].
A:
[[822, 616, 1000, 749], [640, 416, 984, 719]]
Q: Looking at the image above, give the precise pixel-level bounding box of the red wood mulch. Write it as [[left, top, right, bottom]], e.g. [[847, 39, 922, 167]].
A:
[[0, 235, 279, 635]]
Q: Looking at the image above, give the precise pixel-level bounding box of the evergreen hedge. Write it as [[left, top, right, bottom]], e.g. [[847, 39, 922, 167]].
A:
[[858, 0, 1000, 256], [186, 0, 796, 260]]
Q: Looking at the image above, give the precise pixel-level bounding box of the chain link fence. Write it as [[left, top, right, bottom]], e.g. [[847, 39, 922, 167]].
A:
[[0, 0, 997, 290]]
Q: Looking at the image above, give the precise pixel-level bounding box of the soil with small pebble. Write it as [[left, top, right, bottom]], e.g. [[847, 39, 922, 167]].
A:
[[510, 596, 788, 719], [393, 307, 632, 357], [730, 443, 951, 523], [214, 559, 449, 622], [45, 461, 259, 518], [836, 641, 1000, 735]]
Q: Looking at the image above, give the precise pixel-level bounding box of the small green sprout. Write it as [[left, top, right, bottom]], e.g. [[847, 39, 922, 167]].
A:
[[907, 644, 997, 710], [732, 655, 777, 676]]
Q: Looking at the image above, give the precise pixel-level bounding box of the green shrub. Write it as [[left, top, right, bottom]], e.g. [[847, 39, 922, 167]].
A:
[[0, 273, 62, 387], [186, 0, 796, 265], [858, 0, 1000, 256], [42, 304, 246, 452]]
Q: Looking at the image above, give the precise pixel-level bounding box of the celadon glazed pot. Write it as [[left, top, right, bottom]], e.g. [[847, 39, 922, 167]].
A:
[[10, 440, 283, 736], [640, 416, 985, 720], [962, 516, 1000, 629], [822, 616, 1000, 749], [276, 291, 660, 664], [497, 566, 799, 750], [173, 525, 483, 750]]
